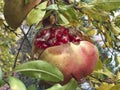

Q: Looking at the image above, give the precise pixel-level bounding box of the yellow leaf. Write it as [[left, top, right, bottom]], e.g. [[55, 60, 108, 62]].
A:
[[93, 67, 114, 79], [116, 71, 120, 80], [117, 56, 120, 64], [105, 33, 112, 44], [110, 84, 120, 90], [27, 1, 48, 25], [94, 59, 103, 70], [97, 83, 114, 90], [111, 22, 120, 35]]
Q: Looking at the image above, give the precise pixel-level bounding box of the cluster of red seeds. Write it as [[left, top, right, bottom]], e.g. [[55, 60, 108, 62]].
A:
[[34, 26, 81, 49]]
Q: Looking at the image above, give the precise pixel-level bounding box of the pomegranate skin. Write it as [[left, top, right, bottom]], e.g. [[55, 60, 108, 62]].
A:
[[34, 41, 99, 84], [32, 26, 99, 84]]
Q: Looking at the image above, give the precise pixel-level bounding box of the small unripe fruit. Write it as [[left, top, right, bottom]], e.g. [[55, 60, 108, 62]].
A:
[[32, 26, 99, 84], [4, 0, 41, 29]]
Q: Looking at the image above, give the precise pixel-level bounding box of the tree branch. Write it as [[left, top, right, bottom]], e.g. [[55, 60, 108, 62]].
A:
[[13, 25, 33, 69]]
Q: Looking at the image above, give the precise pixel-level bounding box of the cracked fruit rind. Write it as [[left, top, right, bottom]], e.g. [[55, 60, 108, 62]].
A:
[[32, 26, 99, 84]]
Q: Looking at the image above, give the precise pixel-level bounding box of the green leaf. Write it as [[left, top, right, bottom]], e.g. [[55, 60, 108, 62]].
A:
[[82, 5, 109, 22], [46, 78, 77, 90], [27, 85, 37, 90], [56, 12, 69, 25], [8, 76, 26, 90], [114, 14, 120, 28], [58, 4, 79, 26], [27, 1, 48, 25], [46, 4, 58, 10], [15, 60, 64, 82], [111, 22, 120, 35], [0, 67, 2, 82], [91, 0, 120, 11], [93, 67, 114, 79]]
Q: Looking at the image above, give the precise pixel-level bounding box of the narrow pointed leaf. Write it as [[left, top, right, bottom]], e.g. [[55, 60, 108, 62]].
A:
[[15, 60, 64, 82], [27, 1, 48, 25], [91, 0, 120, 11]]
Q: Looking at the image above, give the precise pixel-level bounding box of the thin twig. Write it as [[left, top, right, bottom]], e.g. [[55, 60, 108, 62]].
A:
[[13, 25, 33, 69], [89, 75, 102, 83], [100, 32, 114, 55], [90, 75, 115, 84], [96, 23, 114, 55], [3, 23, 19, 36], [20, 27, 32, 48]]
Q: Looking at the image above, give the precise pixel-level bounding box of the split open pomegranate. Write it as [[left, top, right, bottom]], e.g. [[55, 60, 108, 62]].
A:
[[32, 26, 99, 84]]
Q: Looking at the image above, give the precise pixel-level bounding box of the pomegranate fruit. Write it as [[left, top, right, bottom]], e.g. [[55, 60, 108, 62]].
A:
[[32, 26, 99, 84], [4, 0, 41, 29]]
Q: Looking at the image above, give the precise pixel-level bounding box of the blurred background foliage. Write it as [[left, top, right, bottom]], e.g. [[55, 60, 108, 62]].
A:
[[0, 0, 16, 73]]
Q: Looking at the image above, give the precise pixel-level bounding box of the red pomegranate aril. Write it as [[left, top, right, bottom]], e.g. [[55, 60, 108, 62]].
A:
[[41, 43, 48, 48], [48, 39, 55, 46], [59, 26, 65, 32], [50, 33, 55, 39], [69, 35, 75, 41], [76, 38, 81, 41], [35, 26, 83, 49], [41, 29, 48, 35], [56, 31, 63, 39], [50, 42, 55, 46], [61, 36, 69, 43], [36, 33, 42, 38], [63, 29, 69, 35], [55, 41, 63, 45], [50, 27, 55, 30]]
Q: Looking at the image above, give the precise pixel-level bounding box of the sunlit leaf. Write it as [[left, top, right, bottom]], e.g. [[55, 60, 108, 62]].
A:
[[116, 72, 120, 84], [15, 60, 64, 82], [110, 84, 120, 90], [8, 76, 26, 90], [56, 12, 69, 25], [117, 56, 120, 64], [59, 6, 79, 26], [82, 5, 109, 21], [97, 83, 114, 90], [111, 22, 120, 35], [46, 78, 77, 90], [94, 59, 103, 71], [27, 1, 48, 25], [93, 67, 114, 79], [114, 14, 120, 28], [91, 0, 120, 11], [83, 27, 97, 36], [46, 4, 58, 10]]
